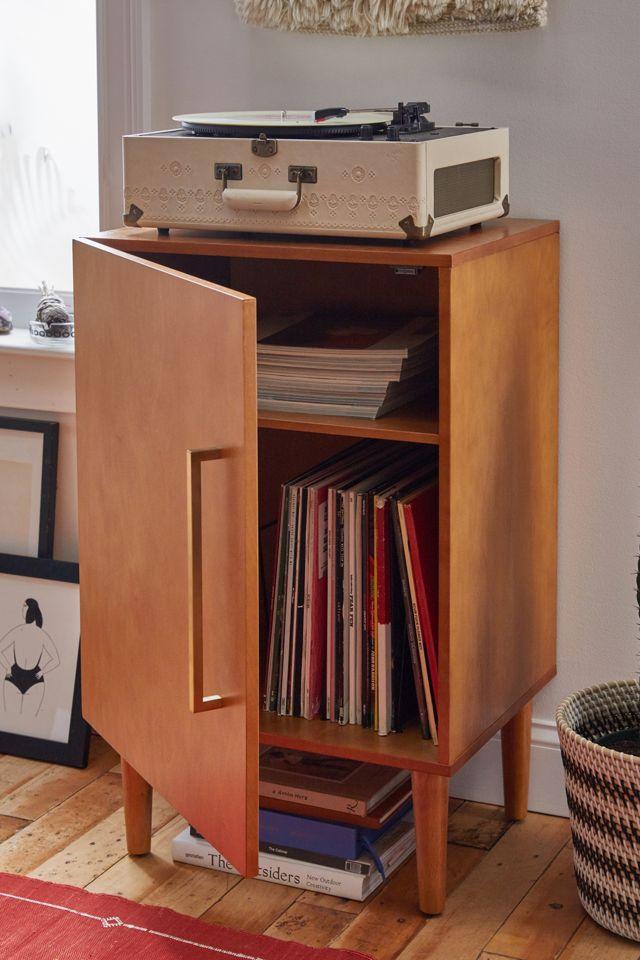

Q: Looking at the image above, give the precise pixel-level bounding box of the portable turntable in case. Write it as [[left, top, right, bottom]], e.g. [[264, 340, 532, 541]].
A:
[[123, 102, 509, 241]]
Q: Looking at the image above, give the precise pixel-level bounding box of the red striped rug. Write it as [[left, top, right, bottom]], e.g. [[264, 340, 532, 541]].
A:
[[0, 873, 371, 959]]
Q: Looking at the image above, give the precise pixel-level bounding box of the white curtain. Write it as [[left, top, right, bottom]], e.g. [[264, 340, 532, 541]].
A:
[[0, 0, 98, 290]]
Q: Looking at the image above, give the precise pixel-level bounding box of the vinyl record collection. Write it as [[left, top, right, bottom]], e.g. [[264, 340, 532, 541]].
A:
[[263, 441, 439, 742]]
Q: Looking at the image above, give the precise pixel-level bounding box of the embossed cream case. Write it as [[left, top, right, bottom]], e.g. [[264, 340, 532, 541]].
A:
[[122, 105, 509, 241]]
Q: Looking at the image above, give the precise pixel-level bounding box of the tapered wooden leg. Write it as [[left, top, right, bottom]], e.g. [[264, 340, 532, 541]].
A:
[[122, 758, 153, 855], [412, 771, 449, 915], [501, 701, 532, 821]]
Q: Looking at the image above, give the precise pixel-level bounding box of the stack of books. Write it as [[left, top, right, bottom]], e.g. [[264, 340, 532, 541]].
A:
[[257, 313, 437, 419], [263, 441, 439, 741], [172, 750, 414, 901]]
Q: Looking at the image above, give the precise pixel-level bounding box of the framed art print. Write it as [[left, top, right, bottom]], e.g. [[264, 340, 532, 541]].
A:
[[0, 417, 59, 558], [0, 554, 89, 767]]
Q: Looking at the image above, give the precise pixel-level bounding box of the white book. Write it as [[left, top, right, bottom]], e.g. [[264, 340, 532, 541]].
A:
[[376, 495, 392, 738], [301, 488, 315, 719], [171, 813, 415, 903], [397, 498, 438, 745], [288, 486, 306, 715], [341, 488, 351, 725], [326, 485, 336, 721], [279, 486, 298, 715]]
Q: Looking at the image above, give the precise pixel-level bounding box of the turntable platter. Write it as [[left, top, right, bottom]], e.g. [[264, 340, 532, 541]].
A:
[[172, 109, 394, 138]]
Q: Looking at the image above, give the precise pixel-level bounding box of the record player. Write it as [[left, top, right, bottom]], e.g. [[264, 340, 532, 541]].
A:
[[122, 102, 509, 241]]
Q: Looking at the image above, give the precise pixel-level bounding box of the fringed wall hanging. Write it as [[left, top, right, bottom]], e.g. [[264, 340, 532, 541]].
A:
[[234, 0, 548, 37]]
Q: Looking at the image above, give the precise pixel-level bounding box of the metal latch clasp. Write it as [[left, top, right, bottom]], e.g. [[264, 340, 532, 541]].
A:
[[252, 133, 277, 157]]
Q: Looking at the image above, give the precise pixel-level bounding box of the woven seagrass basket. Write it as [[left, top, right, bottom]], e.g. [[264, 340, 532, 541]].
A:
[[556, 680, 640, 941]]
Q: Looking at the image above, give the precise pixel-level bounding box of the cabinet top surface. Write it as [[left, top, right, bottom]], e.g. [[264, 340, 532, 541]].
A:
[[89, 218, 559, 268]]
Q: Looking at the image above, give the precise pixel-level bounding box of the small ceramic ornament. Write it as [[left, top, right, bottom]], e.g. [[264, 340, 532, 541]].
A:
[[0, 306, 12, 334], [35, 282, 70, 327]]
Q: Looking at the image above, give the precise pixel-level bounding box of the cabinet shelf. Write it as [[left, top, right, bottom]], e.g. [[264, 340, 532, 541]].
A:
[[260, 710, 441, 773], [257, 396, 439, 444]]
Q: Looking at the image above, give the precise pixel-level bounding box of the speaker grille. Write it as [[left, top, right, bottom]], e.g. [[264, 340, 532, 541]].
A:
[[434, 159, 496, 218]]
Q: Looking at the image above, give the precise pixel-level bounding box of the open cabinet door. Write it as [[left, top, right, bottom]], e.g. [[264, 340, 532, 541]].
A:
[[73, 239, 258, 875]]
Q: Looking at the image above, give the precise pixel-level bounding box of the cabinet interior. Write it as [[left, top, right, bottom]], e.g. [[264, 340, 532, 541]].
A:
[[140, 251, 441, 444], [141, 251, 440, 324], [135, 248, 443, 764]]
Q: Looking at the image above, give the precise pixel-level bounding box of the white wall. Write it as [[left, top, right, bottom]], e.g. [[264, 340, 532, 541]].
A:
[[137, 0, 640, 810]]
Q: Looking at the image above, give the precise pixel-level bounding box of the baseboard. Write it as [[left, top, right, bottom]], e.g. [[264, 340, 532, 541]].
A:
[[450, 717, 569, 817]]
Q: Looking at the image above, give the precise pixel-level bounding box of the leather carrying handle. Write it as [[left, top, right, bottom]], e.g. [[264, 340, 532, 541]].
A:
[[222, 187, 300, 212], [221, 168, 304, 213], [187, 448, 225, 713]]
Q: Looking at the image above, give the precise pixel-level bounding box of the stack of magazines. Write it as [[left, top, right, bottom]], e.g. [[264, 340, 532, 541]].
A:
[[263, 441, 439, 742], [257, 313, 437, 419], [172, 750, 414, 901]]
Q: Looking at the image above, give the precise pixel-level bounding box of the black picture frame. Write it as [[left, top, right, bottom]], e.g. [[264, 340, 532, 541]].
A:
[[0, 416, 59, 559], [0, 554, 90, 768]]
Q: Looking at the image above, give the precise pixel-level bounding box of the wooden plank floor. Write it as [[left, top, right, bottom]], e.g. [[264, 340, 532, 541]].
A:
[[1, 737, 638, 960]]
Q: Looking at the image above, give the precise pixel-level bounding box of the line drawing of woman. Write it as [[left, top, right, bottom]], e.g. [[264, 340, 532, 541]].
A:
[[0, 598, 60, 717]]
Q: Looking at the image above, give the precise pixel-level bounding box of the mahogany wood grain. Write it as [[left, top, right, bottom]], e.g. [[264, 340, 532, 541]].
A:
[[438, 233, 559, 766], [259, 712, 438, 772], [412, 771, 449, 914], [73, 220, 559, 910], [227, 256, 439, 323], [257, 398, 439, 445], [501, 702, 533, 821], [121, 759, 152, 855], [91, 218, 559, 268], [73, 239, 259, 876], [187, 447, 228, 713], [259, 673, 553, 774]]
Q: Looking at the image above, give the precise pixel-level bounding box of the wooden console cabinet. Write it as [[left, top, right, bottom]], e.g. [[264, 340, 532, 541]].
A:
[[73, 218, 558, 914]]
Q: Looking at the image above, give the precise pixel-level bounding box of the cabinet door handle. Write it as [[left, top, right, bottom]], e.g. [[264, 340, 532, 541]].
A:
[[187, 448, 225, 713]]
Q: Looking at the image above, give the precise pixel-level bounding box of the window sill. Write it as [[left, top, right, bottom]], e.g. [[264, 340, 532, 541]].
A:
[[0, 328, 75, 359]]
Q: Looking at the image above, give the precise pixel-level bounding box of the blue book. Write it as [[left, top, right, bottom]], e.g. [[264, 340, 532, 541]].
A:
[[190, 802, 411, 878], [259, 802, 411, 858], [190, 802, 412, 860]]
